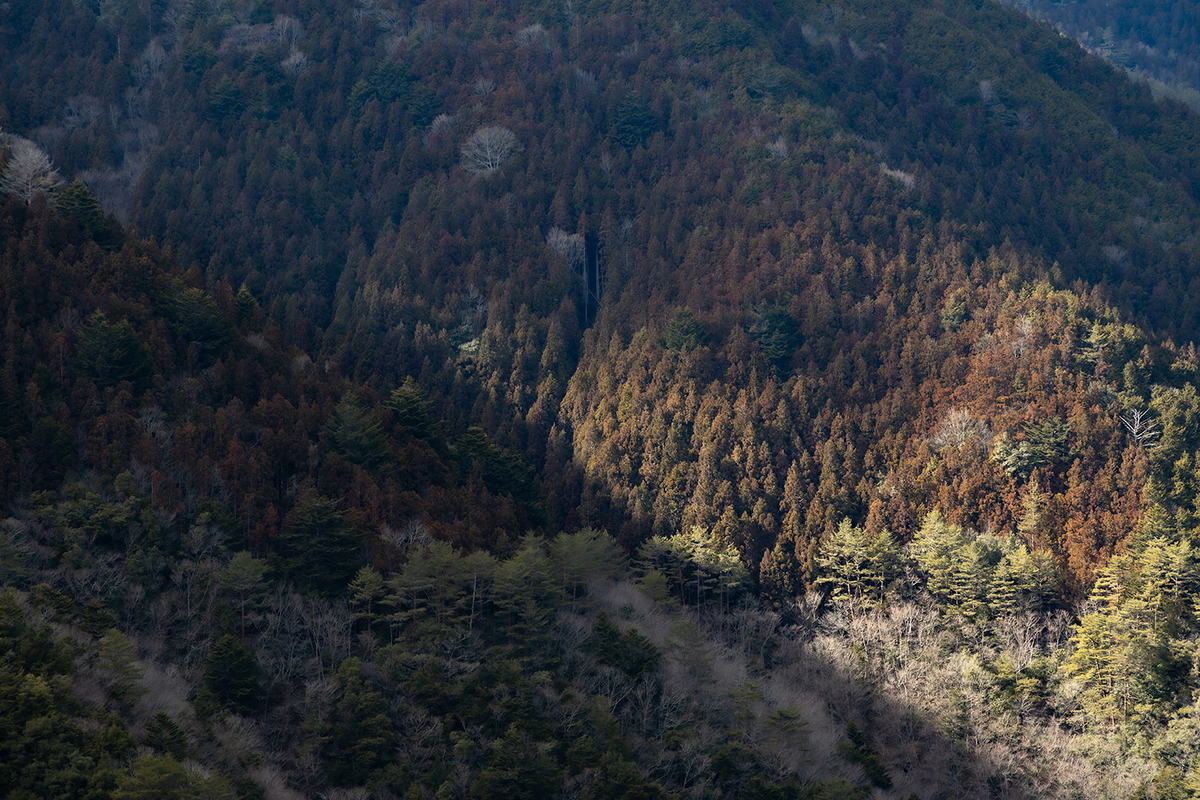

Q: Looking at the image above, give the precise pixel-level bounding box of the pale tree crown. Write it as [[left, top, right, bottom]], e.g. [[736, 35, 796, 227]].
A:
[[0, 135, 62, 204]]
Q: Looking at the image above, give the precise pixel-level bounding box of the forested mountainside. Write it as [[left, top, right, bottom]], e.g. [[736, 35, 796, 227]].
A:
[[5, 0, 1200, 797], [1003, 0, 1200, 109]]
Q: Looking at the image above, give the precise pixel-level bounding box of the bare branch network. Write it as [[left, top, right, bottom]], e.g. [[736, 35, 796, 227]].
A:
[[460, 126, 519, 174], [1120, 408, 1160, 448], [546, 227, 585, 272], [0, 136, 62, 204]]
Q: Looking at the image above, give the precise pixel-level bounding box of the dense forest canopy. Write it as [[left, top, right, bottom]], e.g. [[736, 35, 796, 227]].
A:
[[3, 0, 1200, 797]]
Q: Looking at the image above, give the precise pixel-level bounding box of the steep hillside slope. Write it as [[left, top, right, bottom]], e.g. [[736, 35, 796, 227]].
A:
[[5, 0, 1200, 796], [1003, 0, 1200, 108]]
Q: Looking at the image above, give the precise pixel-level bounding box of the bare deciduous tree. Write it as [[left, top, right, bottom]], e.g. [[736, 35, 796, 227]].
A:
[[515, 23, 545, 45], [281, 48, 310, 75], [546, 227, 585, 272], [881, 163, 915, 189], [136, 40, 168, 85], [573, 67, 597, 93], [0, 137, 62, 204], [979, 79, 998, 104], [930, 407, 990, 451], [460, 126, 519, 174], [64, 95, 104, 130], [275, 15, 304, 48], [381, 517, 432, 553], [1120, 407, 1160, 448], [424, 113, 454, 146], [376, 7, 405, 33], [1011, 314, 1033, 356]]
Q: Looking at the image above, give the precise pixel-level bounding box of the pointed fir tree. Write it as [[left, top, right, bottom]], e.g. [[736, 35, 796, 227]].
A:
[[75, 312, 153, 390], [234, 283, 261, 326], [56, 179, 120, 250], [280, 492, 361, 595], [163, 284, 231, 363], [324, 393, 390, 471], [203, 634, 260, 713], [97, 628, 146, 710], [387, 376, 438, 442], [324, 658, 395, 786], [749, 302, 800, 375], [663, 307, 708, 352], [144, 712, 187, 759], [349, 565, 386, 629], [219, 552, 268, 637]]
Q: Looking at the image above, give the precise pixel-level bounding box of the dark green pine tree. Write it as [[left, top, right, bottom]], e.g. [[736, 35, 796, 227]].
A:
[[143, 712, 187, 759], [582, 757, 667, 800], [234, 283, 261, 327], [279, 492, 361, 594], [663, 308, 709, 352], [56, 179, 120, 250], [613, 93, 657, 149], [1024, 417, 1070, 466], [588, 612, 660, 679], [324, 658, 395, 786], [839, 722, 892, 790], [74, 312, 153, 390], [203, 634, 260, 713], [79, 598, 118, 636], [470, 726, 562, 800], [208, 74, 243, 120], [749, 303, 799, 375], [387, 377, 438, 442], [452, 427, 537, 506], [324, 393, 391, 471], [490, 535, 561, 655], [163, 284, 231, 363]]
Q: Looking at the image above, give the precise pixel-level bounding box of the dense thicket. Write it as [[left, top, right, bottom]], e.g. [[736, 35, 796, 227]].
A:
[[4, 0, 1200, 796]]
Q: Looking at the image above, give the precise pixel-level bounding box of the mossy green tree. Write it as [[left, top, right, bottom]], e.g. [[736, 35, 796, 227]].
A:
[[548, 528, 626, 609], [910, 512, 1056, 618], [387, 376, 438, 442], [323, 658, 395, 787], [203, 634, 260, 714], [233, 283, 261, 327], [279, 492, 361, 595], [817, 520, 902, 613], [749, 303, 799, 375], [163, 284, 231, 364], [219, 552, 268, 637], [97, 628, 146, 712], [74, 312, 153, 390], [613, 93, 657, 149], [663, 308, 708, 352], [387, 541, 497, 639], [56, 179, 120, 250], [324, 393, 391, 471], [637, 527, 750, 610], [491, 535, 561, 653]]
